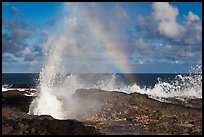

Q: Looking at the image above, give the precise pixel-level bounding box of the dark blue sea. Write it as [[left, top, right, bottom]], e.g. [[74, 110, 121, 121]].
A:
[[2, 73, 192, 88]]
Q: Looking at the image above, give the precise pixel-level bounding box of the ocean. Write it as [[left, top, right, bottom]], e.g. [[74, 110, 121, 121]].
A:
[[2, 73, 39, 86], [2, 73, 201, 99], [2, 73, 191, 87]]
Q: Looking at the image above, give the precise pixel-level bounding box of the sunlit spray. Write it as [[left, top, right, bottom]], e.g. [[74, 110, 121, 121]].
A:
[[29, 3, 202, 120]]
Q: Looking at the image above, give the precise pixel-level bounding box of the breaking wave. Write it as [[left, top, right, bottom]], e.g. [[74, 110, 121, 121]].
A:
[[28, 65, 202, 119]]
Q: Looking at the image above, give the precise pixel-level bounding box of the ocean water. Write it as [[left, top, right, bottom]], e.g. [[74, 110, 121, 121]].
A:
[[2, 73, 39, 86], [1, 73, 191, 87], [2, 73, 201, 99]]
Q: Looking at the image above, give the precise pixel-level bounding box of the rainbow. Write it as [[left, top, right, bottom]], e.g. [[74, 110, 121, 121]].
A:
[[77, 12, 136, 83]]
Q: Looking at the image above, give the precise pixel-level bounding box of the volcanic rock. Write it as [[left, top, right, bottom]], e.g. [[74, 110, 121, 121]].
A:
[[2, 90, 101, 135]]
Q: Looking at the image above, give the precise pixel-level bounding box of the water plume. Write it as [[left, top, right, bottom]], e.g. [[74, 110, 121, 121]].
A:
[[29, 3, 202, 120]]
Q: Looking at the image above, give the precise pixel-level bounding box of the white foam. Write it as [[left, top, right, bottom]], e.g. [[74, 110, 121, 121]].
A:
[[2, 87, 9, 92], [2, 87, 36, 92], [29, 86, 64, 119], [88, 72, 202, 99], [2, 85, 37, 97], [29, 71, 202, 119], [24, 92, 36, 97]]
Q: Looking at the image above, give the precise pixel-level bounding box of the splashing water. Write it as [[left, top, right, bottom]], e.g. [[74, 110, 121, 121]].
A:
[[29, 65, 202, 119], [121, 72, 202, 99], [29, 35, 68, 119], [28, 3, 202, 119]]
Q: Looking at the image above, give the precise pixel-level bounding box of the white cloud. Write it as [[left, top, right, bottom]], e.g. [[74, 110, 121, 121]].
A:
[[170, 60, 183, 64], [152, 2, 178, 21], [149, 3, 202, 45], [135, 2, 202, 57], [183, 11, 202, 45], [152, 2, 185, 38], [135, 38, 152, 53], [185, 11, 200, 22]]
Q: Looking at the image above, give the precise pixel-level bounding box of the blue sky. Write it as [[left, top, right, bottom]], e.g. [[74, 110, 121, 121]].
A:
[[2, 2, 202, 73]]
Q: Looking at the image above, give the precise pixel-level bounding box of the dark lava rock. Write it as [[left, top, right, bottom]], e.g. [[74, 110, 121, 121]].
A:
[[2, 116, 101, 135], [2, 89, 202, 135], [2, 90, 33, 113], [2, 90, 101, 135], [74, 89, 202, 135], [160, 96, 202, 109]]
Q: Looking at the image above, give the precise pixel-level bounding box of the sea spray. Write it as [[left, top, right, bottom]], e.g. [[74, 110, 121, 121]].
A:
[[28, 3, 120, 119], [28, 35, 68, 119], [29, 70, 202, 119], [90, 65, 202, 99], [28, 3, 202, 119]]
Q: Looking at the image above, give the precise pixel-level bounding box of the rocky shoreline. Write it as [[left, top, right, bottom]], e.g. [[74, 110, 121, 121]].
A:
[[2, 90, 101, 135], [2, 89, 202, 135], [74, 89, 202, 135]]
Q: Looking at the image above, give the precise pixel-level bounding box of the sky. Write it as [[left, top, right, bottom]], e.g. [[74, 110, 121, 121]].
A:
[[2, 2, 202, 73]]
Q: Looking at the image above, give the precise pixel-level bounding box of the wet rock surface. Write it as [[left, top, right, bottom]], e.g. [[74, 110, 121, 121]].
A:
[[2, 90, 101, 135], [2, 116, 101, 135], [73, 89, 202, 135], [2, 89, 202, 135]]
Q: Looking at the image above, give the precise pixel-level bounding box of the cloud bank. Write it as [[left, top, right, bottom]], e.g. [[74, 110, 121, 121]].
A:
[[134, 2, 202, 66], [2, 2, 202, 73]]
